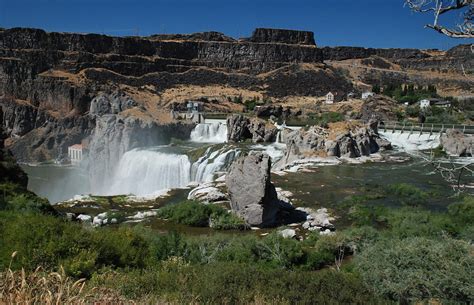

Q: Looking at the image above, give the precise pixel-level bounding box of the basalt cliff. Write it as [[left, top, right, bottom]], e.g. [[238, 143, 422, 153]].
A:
[[0, 27, 472, 163]]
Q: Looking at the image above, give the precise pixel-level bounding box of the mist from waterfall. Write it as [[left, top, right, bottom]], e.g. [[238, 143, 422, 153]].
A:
[[106, 150, 192, 196], [190, 119, 227, 143]]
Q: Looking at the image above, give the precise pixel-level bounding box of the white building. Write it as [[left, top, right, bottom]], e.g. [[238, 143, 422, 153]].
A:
[[362, 91, 375, 100], [325, 92, 334, 104], [420, 98, 451, 110], [420, 99, 431, 109], [68, 144, 83, 165]]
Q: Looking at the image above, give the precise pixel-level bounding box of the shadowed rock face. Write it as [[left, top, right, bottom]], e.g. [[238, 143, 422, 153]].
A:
[[0, 115, 28, 187], [226, 152, 293, 227], [227, 114, 278, 143], [248, 28, 316, 46]]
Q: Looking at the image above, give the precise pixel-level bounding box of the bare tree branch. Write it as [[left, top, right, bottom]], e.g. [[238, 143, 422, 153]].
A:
[[405, 0, 474, 38]]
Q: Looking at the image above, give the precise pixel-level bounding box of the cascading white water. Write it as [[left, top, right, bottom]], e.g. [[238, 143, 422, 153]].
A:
[[105, 145, 239, 196], [193, 148, 239, 182], [106, 150, 192, 196], [190, 119, 227, 143], [380, 131, 440, 151], [275, 131, 282, 144]]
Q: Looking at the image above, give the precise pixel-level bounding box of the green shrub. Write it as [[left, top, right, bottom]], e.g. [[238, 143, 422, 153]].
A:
[[210, 212, 247, 230], [356, 237, 474, 304], [348, 205, 389, 227], [0, 212, 151, 275], [386, 183, 429, 206], [91, 263, 386, 304], [448, 196, 474, 226], [384, 207, 457, 238], [0, 182, 54, 214], [157, 200, 246, 229]]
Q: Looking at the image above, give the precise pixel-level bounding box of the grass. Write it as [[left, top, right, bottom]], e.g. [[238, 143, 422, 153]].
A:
[[0, 254, 129, 304]]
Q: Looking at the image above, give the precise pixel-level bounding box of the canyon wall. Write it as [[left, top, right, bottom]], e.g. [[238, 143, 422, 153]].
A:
[[0, 27, 471, 163]]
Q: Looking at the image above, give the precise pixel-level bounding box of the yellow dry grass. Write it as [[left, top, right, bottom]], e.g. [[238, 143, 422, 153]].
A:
[[326, 120, 363, 141], [38, 70, 86, 85]]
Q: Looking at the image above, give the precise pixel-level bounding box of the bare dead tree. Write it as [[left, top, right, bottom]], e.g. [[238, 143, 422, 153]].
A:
[[420, 151, 474, 194], [405, 0, 474, 38]]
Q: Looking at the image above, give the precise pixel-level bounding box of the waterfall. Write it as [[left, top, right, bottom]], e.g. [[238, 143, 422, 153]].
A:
[[106, 150, 192, 196], [380, 131, 440, 151], [193, 147, 239, 182], [104, 145, 239, 196], [190, 119, 227, 143], [276, 131, 282, 144]]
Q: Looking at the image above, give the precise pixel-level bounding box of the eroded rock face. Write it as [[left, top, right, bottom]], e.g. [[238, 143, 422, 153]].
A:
[[227, 114, 278, 143], [441, 129, 473, 157], [226, 152, 293, 227], [89, 91, 138, 116], [281, 122, 388, 164], [359, 95, 400, 123], [248, 28, 316, 46], [0, 117, 28, 187]]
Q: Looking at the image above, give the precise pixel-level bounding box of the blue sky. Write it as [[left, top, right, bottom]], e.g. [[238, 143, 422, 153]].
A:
[[0, 0, 472, 49]]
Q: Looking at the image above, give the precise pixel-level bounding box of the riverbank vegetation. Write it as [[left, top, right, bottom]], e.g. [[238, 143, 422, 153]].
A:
[[1, 174, 473, 304]]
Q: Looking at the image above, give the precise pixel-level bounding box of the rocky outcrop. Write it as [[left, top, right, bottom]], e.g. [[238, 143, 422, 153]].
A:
[[0, 114, 28, 187], [0, 97, 95, 162], [225, 152, 293, 227], [88, 114, 195, 193], [187, 183, 228, 203], [280, 121, 388, 164], [359, 95, 400, 123], [227, 114, 278, 143], [247, 28, 316, 46], [440, 129, 473, 157], [89, 91, 139, 116]]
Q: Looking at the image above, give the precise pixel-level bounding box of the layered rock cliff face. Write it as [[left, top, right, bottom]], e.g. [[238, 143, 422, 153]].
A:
[[0, 111, 28, 187], [246, 28, 316, 45], [0, 26, 470, 163]]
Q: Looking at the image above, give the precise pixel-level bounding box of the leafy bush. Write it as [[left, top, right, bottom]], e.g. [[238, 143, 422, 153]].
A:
[[157, 200, 246, 229], [448, 196, 474, 226], [384, 207, 457, 238], [210, 212, 247, 230], [348, 205, 389, 227], [0, 212, 151, 275], [386, 183, 429, 206], [91, 263, 386, 304], [0, 182, 54, 214], [356, 237, 474, 304]]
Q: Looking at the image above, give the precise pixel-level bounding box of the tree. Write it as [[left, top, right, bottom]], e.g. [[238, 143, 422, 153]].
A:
[[405, 0, 473, 38]]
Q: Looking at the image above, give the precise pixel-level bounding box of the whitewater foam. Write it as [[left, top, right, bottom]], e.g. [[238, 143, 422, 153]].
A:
[[190, 119, 227, 143]]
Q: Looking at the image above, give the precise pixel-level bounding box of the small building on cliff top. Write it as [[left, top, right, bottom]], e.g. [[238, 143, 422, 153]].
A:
[[325, 92, 334, 104]]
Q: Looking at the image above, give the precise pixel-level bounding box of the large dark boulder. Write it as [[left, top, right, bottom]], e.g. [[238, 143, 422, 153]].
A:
[[226, 152, 293, 227]]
